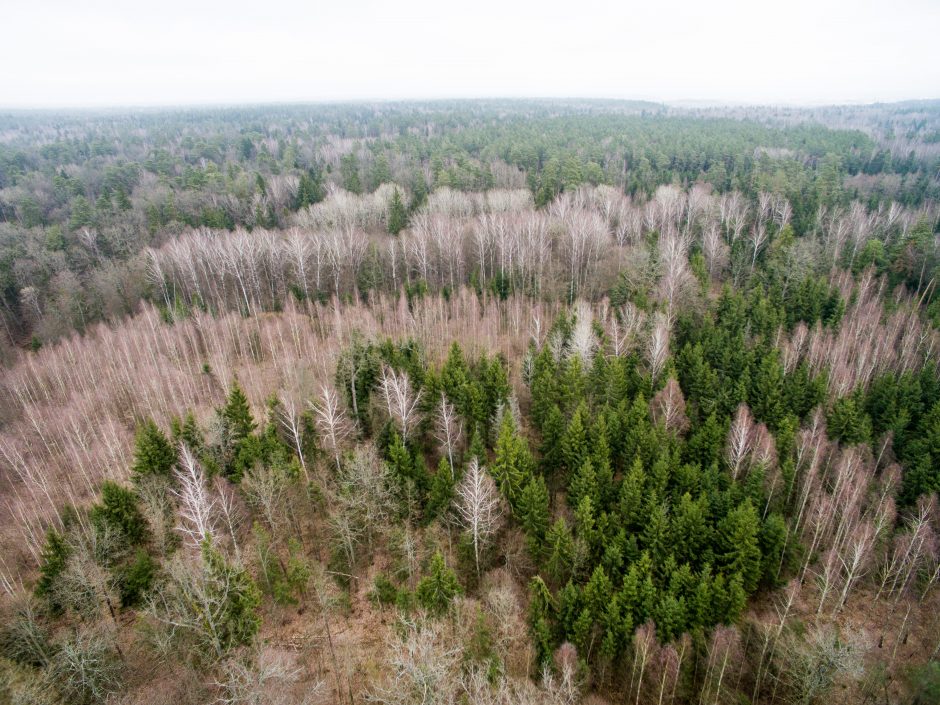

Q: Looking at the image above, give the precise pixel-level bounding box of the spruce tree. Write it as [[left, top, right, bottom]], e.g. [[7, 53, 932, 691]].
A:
[[827, 395, 873, 446], [539, 404, 566, 477], [415, 552, 462, 615], [91, 481, 148, 546], [518, 474, 550, 555], [201, 539, 262, 653], [35, 528, 70, 609], [568, 458, 598, 514], [618, 457, 646, 529], [491, 414, 533, 509], [718, 499, 762, 593], [561, 402, 590, 478], [545, 518, 575, 584], [387, 188, 408, 235], [528, 576, 556, 667], [223, 380, 256, 441], [131, 419, 177, 479]]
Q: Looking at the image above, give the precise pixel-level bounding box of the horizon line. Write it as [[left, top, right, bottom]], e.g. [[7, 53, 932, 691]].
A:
[[2, 95, 939, 113]]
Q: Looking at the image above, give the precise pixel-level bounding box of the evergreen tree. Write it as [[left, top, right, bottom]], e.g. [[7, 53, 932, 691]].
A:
[[568, 458, 598, 515], [528, 576, 556, 667], [387, 188, 408, 235], [491, 414, 534, 509], [518, 474, 550, 555], [200, 539, 262, 653], [35, 528, 70, 609], [590, 413, 614, 507], [561, 402, 590, 478], [131, 419, 177, 479], [222, 380, 256, 441], [90, 481, 148, 546], [293, 167, 325, 210], [749, 353, 787, 430], [340, 153, 362, 194], [653, 593, 686, 642], [718, 500, 762, 593], [827, 395, 873, 446], [545, 518, 575, 584], [415, 552, 462, 615], [618, 457, 646, 529], [583, 564, 614, 623], [539, 404, 566, 477], [671, 492, 710, 567]]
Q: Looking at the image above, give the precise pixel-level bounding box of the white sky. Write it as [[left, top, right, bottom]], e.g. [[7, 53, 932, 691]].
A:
[[2, 0, 938, 108]]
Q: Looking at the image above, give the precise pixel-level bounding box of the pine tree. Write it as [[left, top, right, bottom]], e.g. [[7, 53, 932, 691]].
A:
[[561, 402, 590, 479], [35, 528, 70, 610], [618, 457, 646, 529], [653, 593, 686, 642], [131, 419, 177, 479], [568, 458, 598, 514], [518, 474, 550, 555], [528, 576, 556, 667], [200, 539, 262, 653], [387, 187, 408, 235], [91, 481, 148, 546], [491, 414, 534, 509], [539, 404, 566, 477], [749, 353, 786, 430], [545, 518, 575, 584], [827, 395, 872, 446], [415, 552, 462, 615], [223, 380, 256, 441], [718, 500, 762, 593]]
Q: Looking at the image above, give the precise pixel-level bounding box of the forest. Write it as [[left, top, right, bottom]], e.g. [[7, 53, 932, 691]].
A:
[[0, 99, 939, 704]]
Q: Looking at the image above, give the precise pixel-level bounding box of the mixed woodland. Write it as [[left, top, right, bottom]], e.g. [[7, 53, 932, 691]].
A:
[[0, 99, 939, 704]]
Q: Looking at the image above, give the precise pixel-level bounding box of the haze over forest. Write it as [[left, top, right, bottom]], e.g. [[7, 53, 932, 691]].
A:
[[1, 2, 940, 705], [3, 0, 940, 107]]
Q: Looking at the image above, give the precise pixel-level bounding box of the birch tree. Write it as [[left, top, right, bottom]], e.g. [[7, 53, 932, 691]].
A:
[[455, 458, 504, 578]]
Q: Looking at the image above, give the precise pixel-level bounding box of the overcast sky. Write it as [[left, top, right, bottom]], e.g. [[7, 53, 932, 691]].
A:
[[3, 0, 938, 108]]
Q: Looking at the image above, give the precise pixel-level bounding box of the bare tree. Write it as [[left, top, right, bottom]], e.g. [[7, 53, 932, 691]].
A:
[[47, 627, 123, 705], [311, 384, 352, 473], [568, 302, 597, 363], [651, 378, 689, 434], [370, 615, 462, 705], [455, 458, 504, 578], [434, 393, 462, 477], [774, 624, 867, 705], [214, 647, 319, 705], [241, 462, 290, 535], [275, 390, 311, 482], [174, 444, 220, 548], [648, 312, 671, 380], [656, 227, 694, 323], [379, 366, 424, 443], [726, 404, 755, 480]]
